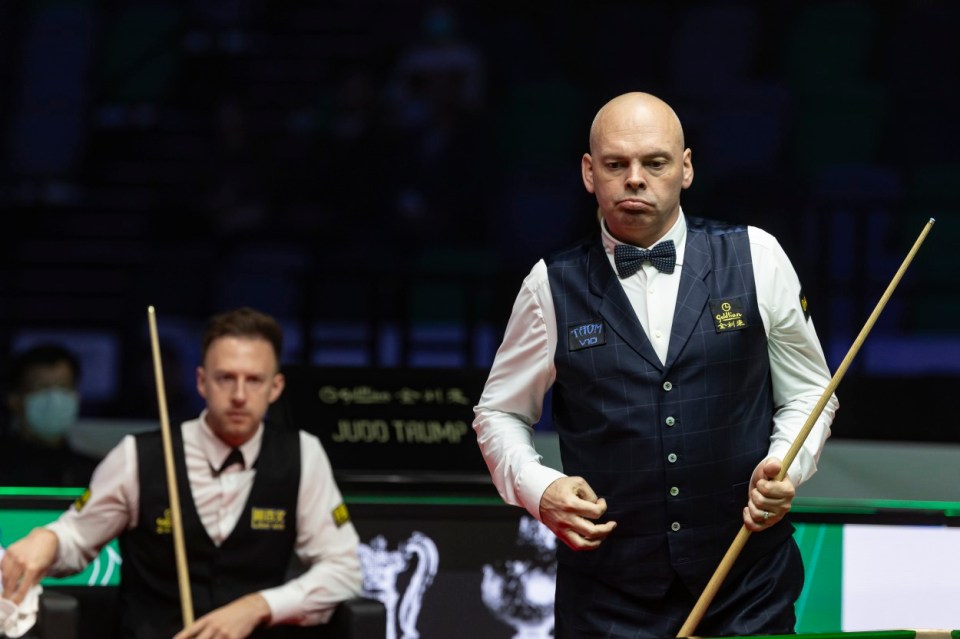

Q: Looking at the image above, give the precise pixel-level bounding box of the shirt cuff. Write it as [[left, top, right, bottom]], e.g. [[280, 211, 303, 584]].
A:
[[259, 586, 331, 627], [517, 462, 566, 522], [42, 523, 74, 576]]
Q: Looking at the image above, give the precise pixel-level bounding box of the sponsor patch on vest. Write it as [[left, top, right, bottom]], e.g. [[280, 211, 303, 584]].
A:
[[73, 488, 91, 512], [567, 320, 606, 351], [799, 289, 811, 321], [251, 508, 286, 531], [155, 508, 172, 535], [710, 298, 749, 333], [332, 502, 350, 528]]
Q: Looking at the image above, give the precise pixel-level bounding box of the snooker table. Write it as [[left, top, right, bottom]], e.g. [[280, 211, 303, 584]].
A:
[[3, 486, 960, 639]]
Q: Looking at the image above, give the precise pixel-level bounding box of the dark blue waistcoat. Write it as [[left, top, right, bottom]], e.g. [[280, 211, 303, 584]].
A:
[[546, 217, 794, 597], [118, 425, 300, 639]]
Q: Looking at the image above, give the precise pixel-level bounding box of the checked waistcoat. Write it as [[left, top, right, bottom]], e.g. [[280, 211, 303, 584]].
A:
[[545, 217, 794, 598]]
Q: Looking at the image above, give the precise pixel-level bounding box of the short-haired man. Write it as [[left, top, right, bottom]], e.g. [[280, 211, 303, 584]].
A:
[[1, 307, 362, 639]]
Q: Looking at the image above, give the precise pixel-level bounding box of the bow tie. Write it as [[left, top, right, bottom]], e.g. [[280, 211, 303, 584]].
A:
[[212, 448, 245, 476], [614, 240, 677, 278]]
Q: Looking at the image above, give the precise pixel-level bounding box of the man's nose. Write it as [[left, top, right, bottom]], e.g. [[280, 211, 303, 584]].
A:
[[231, 381, 247, 402], [626, 162, 646, 190]]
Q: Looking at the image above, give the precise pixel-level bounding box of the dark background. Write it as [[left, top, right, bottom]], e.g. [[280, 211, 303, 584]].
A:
[[1, 0, 957, 443]]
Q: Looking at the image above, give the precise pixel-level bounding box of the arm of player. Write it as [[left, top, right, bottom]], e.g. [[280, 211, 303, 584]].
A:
[[751, 228, 837, 487], [255, 433, 362, 627], [2, 436, 137, 604], [474, 261, 568, 519]]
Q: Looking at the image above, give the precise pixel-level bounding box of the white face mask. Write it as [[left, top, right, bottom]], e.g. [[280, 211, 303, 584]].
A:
[[23, 388, 79, 440]]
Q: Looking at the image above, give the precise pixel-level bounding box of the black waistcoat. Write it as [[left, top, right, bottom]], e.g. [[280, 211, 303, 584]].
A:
[[118, 424, 300, 639], [546, 218, 794, 596]]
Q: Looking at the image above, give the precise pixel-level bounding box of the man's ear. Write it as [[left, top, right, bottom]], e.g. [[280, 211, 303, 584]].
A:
[[681, 147, 694, 189], [196, 366, 208, 400], [581, 153, 596, 194], [268, 372, 285, 404]]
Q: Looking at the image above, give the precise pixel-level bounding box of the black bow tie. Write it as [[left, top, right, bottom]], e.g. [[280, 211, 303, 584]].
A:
[[614, 240, 677, 278], [212, 448, 245, 476]]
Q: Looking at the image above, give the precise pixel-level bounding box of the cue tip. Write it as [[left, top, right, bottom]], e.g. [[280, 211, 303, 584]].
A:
[[929, 217, 936, 224]]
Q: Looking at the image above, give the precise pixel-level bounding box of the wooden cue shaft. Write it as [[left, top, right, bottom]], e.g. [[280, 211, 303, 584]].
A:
[[678, 218, 935, 637], [148, 306, 195, 627]]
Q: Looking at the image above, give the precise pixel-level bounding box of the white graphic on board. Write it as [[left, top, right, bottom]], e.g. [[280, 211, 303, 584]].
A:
[[481, 516, 556, 638], [359, 531, 439, 639]]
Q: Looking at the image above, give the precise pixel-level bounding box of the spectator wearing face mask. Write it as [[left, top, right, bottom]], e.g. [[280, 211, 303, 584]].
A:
[[1, 344, 98, 487]]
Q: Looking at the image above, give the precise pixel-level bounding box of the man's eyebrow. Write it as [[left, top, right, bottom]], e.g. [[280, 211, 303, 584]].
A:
[[600, 149, 674, 160]]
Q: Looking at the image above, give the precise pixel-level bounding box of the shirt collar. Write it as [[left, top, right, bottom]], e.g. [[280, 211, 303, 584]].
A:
[[198, 409, 264, 470], [601, 209, 687, 266]]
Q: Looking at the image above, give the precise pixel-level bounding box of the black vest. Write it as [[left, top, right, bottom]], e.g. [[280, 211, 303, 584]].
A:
[[546, 218, 794, 597], [118, 425, 300, 639]]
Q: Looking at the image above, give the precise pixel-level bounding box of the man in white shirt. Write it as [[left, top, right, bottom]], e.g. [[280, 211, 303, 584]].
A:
[[473, 92, 837, 637], [1, 307, 362, 639]]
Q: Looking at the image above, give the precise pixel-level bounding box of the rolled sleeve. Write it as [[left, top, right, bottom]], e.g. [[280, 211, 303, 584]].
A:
[[46, 436, 137, 576]]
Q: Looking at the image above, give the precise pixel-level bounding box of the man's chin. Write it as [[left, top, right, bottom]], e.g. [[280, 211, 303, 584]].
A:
[[209, 415, 258, 443], [227, 420, 256, 434]]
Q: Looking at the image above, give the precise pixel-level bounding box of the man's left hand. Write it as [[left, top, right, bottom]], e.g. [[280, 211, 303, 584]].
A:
[[172, 593, 271, 639], [742, 457, 795, 532]]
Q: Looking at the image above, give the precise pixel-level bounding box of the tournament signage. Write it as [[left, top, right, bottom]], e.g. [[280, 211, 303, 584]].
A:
[[273, 366, 490, 480]]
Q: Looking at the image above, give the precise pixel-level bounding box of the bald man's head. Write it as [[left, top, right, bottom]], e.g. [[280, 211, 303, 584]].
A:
[[581, 91, 693, 248], [588, 92, 685, 156]]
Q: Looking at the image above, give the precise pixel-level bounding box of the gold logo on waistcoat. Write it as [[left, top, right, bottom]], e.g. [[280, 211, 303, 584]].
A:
[[251, 508, 286, 531], [156, 508, 172, 535]]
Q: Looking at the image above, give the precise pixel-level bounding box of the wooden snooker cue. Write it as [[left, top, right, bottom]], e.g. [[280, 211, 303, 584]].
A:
[[148, 306, 195, 628], [678, 218, 936, 637]]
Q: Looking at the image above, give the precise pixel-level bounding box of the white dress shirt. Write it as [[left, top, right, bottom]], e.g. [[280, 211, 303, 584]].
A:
[[473, 212, 837, 521], [46, 412, 362, 626]]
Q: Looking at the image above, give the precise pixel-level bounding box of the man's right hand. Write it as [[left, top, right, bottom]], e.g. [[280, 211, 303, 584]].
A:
[[0, 528, 59, 604], [539, 476, 617, 551], [172, 593, 271, 639]]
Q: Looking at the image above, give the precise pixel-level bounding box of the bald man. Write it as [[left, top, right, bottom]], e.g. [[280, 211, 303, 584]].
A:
[[473, 92, 837, 637]]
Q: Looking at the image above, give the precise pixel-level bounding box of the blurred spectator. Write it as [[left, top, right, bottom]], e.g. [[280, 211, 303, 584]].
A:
[[383, 3, 490, 246], [312, 69, 389, 236], [204, 95, 271, 237], [1, 344, 98, 487], [387, 4, 484, 132]]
